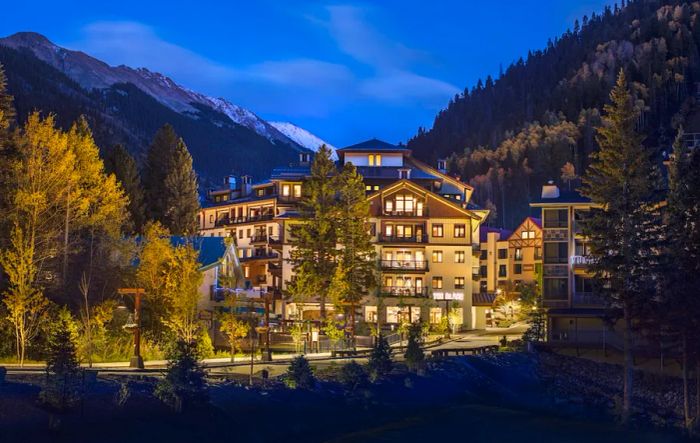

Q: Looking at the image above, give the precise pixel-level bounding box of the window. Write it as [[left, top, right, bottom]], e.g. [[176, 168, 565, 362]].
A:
[[535, 247, 542, 260], [498, 248, 507, 259], [432, 250, 443, 263], [522, 230, 535, 239], [544, 278, 568, 300], [455, 194, 462, 201], [544, 209, 568, 228], [384, 225, 393, 236], [293, 184, 302, 198], [281, 184, 291, 197], [368, 154, 382, 166], [455, 277, 465, 289], [247, 228, 252, 238], [366, 185, 372, 191], [384, 276, 393, 287], [498, 264, 507, 277], [480, 249, 487, 260], [514, 248, 523, 261], [455, 251, 465, 263], [238, 230, 244, 239], [432, 276, 443, 289], [432, 224, 444, 237], [384, 200, 393, 213], [514, 264, 522, 274], [575, 276, 594, 293], [244, 267, 250, 278], [544, 242, 568, 264], [399, 169, 409, 179], [454, 224, 466, 238], [365, 306, 377, 323], [209, 214, 214, 223], [256, 189, 265, 197], [373, 185, 380, 191], [479, 265, 487, 277]]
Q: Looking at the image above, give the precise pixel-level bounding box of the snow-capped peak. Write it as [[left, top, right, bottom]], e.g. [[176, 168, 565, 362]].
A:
[[270, 122, 336, 159]]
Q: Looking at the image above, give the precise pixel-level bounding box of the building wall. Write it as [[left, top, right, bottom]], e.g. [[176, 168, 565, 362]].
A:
[[344, 152, 403, 167]]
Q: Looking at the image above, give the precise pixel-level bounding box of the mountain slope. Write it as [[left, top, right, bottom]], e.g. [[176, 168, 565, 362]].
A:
[[270, 122, 337, 158], [0, 32, 311, 185]]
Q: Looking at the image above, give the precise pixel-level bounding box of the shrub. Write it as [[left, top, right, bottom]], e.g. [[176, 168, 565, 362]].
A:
[[39, 311, 82, 412], [154, 340, 208, 412], [285, 355, 315, 389], [339, 360, 367, 390], [404, 323, 425, 371], [367, 335, 392, 381]]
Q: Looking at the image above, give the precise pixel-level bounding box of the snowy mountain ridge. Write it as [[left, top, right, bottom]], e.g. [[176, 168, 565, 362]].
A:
[[270, 122, 337, 159]]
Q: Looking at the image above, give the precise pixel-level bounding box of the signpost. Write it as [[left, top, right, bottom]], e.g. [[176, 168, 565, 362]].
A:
[[118, 288, 146, 369]]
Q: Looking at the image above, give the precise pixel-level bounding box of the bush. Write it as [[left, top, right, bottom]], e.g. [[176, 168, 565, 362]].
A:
[[154, 340, 208, 412], [197, 329, 215, 359], [367, 335, 392, 381], [404, 323, 425, 371], [339, 360, 367, 390], [39, 311, 82, 412], [285, 355, 315, 389]]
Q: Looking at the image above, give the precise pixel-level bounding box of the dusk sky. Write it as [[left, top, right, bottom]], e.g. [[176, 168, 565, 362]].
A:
[[2, 0, 611, 147]]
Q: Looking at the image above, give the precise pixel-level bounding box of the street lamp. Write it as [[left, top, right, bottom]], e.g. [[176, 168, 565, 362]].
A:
[[118, 288, 146, 369]]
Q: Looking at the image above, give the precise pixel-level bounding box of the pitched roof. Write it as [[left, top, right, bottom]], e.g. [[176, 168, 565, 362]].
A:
[[338, 138, 410, 152]]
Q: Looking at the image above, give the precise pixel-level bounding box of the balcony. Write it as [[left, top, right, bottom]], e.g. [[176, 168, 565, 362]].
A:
[[378, 234, 428, 244], [240, 251, 279, 262], [216, 213, 274, 226], [250, 234, 268, 244], [380, 286, 429, 298], [382, 208, 429, 217], [572, 291, 605, 307], [380, 260, 429, 272]]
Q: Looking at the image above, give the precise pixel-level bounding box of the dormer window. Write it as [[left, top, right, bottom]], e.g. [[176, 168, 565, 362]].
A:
[[281, 184, 291, 197], [437, 159, 447, 171], [399, 168, 411, 180], [368, 154, 382, 167]]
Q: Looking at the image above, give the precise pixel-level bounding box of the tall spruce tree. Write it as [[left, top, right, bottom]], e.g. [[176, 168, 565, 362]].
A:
[[144, 124, 179, 223], [0, 63, 17, 241], [104, 144, 146, 233], [581, 70, 662, 422], [665, 128, 700, 429], [163, 140, 200, 236], [335, 162, 377, 337], [287, 145, 338, 319]]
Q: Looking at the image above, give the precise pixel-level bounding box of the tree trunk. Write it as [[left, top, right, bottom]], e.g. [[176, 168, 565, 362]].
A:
[[622, 306, 634, 423], [683, 333, 691, 430]]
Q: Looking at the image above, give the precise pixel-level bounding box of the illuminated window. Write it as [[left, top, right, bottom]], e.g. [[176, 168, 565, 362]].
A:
[[373, 185, 380, 191], [432, 276, 443, 289], [368, 154, 382, 166], [432, 224, 443, 237], [293, 184, 302, 198], [281, 184, 291, 196], [244, 267, 250, 278], [432, 250, 443, 263], [455, 277, 465, 289], [514, 248, 523, 261], [454, 224, 466, 238], [455, 251, 465, 263], [522, 230, 535, 239], [366, 185, 372, 191], [385, 200, 393, 213]]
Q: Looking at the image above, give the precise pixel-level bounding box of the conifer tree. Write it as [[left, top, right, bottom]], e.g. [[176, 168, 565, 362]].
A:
[[143, 124, 179, 223], [0, 63, 15, 149], [40, 309, 81, 411], [162, 139, 200, 236], [0, 63, 16, 243], [104, 144, 145, 233], [288, 145, 338, 319], [581, 70, 662, 422]]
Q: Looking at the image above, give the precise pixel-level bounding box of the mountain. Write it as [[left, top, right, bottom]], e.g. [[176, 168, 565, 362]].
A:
[[269, 122, 337, 159], [0, 32, 311, 185], [408, 0, 700, 228]]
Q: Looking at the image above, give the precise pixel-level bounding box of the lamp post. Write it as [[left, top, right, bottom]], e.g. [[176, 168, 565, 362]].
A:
[[118, 288, 145, 369]]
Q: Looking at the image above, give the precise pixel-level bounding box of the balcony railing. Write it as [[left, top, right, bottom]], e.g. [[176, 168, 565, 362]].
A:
[[380, 286, 429, 298], [215, 213, 274, 226], [240, 251, 279, 261], [571, 255, 594, 268], [250, 234, 268, 243], [380, 260, 429, 271], [382, 208, 429, 217], [573, 291, 605, 306], [378, 234, 428, 243]]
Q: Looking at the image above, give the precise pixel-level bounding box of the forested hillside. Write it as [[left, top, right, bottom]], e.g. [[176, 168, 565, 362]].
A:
[[0, 45, 301, 186], [409, 0, 700, 227]]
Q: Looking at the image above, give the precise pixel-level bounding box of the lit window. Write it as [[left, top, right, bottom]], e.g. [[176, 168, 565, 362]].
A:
[[385, 200, 394, 213], [281, 184, 291, 196], [455, 195, 462, 201], [376, 154, 382, 166], [432, 250, 443, 263], [366, 185, 372, 191], [384, 225, 393, 236], [293, 184, 302, 198], [455, 277, 465, 289], [432, 276, 443, 289], [432, 224, 444, 237], [244, 267, 250, 278], [454, 224, 466, 238], [373, 185, 380, 191], [455, 251, 465, 263], [522, 230, 535, 239], [514, 248, 523, 261]]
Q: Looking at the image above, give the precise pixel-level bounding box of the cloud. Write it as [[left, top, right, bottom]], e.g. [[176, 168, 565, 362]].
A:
[[244, 58, 354, 90], [360, 70, 459, 103]]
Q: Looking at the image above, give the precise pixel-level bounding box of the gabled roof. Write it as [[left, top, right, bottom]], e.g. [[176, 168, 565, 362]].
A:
[[170, 237, 231, 270], [506, 217, 543, 241], [338, 138, 410, 152]]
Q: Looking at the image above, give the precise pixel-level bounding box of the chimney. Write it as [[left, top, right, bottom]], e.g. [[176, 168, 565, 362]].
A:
[[224, 175, 237, 190], [541, 180, 560, 199], [437, 159, 447, 174], [240, 175, 253, 196]]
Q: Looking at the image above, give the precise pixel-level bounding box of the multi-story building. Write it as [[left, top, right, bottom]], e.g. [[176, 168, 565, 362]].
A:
[[198, 139, 489, 329], [530, 182, 605, 344]]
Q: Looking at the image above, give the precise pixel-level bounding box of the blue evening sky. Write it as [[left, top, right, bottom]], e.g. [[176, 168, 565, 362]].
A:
[[2, 1, 611, 147]]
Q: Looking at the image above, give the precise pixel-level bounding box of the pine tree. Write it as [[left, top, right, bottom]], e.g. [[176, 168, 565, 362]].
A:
[[335, 162, 377, 338], [104, 144, 146, 233], [404, 322, 425, 371], [285, 355, 315, 389], [40, 309, 81, 411], [0, 63, 15, 149], [154, 340, 208, 412], [581, 70, 662, 422], [288, 145, 338, 319], [162, 139, 200, 235], [367, 334, 393, 381], [143, 124, 179, 224]]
